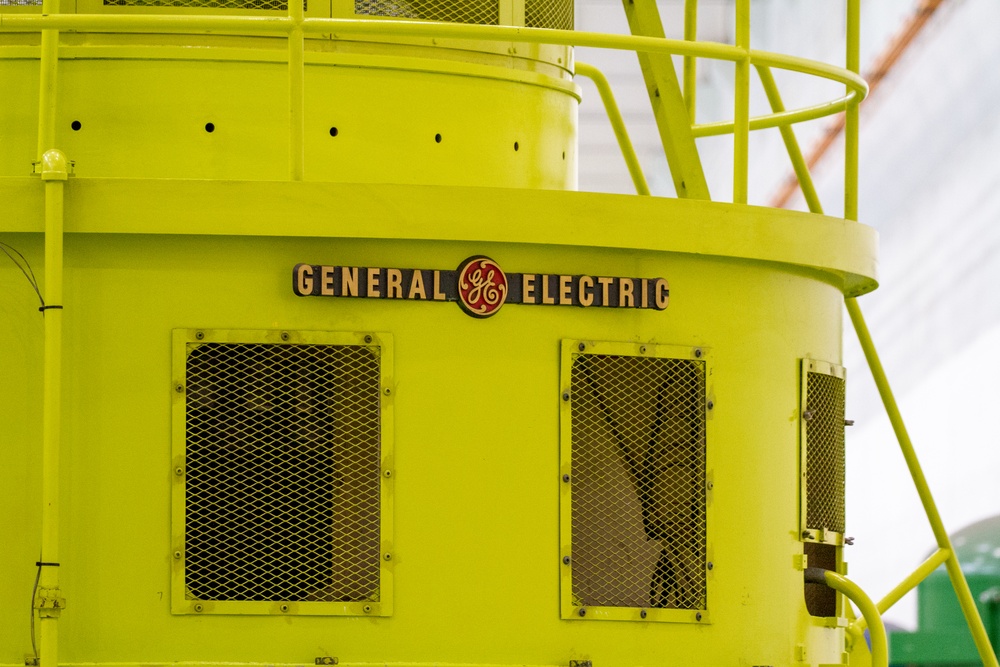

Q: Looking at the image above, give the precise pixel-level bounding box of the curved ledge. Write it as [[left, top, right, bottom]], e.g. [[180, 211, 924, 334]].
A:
[[0, 179, 878, 297]]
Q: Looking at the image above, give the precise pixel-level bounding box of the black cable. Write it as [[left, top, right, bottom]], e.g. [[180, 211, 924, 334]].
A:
[[0, 241, 45, 309], [30, 556, 41, 661]]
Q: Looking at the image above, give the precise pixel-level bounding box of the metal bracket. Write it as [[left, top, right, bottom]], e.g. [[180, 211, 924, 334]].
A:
[[34, 587, 66, 617], [31, 160, 75, 177]]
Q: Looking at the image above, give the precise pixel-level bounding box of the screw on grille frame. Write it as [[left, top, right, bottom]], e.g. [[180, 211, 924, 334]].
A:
[[383, 553, 392, 561], [578, 607, 586, 617], [279, 604, 289, 613], [173, 551, 182, 560], [562, 474, 570, 483], [562, 391, 570, 401], [364, 334, 373, 344], [562, 556, 571, 565], [175, 384, 184, 393], [280, 331, 290, 342], [694, 347, 703, 358], [363, 604, 372, 614], [640, 609, 647, 619], [578, 342, 586, 352], [696, 612, 703, 621], [174, 466, 184, 476], [195, 331, 204, 340], [193, 603, 203, 613], [707, 562, 714, 570]]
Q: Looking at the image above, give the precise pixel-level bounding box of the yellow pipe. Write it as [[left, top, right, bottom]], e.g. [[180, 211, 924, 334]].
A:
[[732, 0, 750, 204], [806, 569, 887, 667], [754, 65, 822, 213], [846, 298, 1000, 667], [851, 547, 951, 637], [288, 0, 304, 181], [683, 0, 697, 120], [39, 148, 69, 667], [691, 92, 859, 137], [574, 62, 650, 196], [845, 0, 860, 220]]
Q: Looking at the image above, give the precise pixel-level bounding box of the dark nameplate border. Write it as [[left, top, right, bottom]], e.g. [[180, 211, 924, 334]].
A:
[[292, 264, 669, 311]]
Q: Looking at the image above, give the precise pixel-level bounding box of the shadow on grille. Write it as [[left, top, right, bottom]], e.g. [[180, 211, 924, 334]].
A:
[[805, 371, 845, 534], [355, 0, 498, 25], [571, 354, 706, 610], [184, 342, 380, 602], [525, 0, 572, 30]]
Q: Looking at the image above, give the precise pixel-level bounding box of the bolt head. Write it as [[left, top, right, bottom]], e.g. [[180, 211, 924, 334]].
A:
[[280, 332, 290, 341], [193, 603, 203, 613], [363, 604, 372, 613], [640, 345, 647, 353], [173, 551, 182, 559], [174, 467, 184, 476], [562, 474, 570, 483], [280, 604, 289, 613], [695, 612, 702, 621], [707, 562, 714, 571], [384, 387, 392, 396], [562, 392, 570, 401], [578, 607, 586, 617], [707, 400, 714, 410], [578, 343, 586, 352], [384, 553, 392, 561], [384, 470, 392, 478], [694, 348, 703, 358], [195, 331, 204, 340], [364, 334, 373, 344], [562, 556, 571, 565], [640, 609, 647, 619]]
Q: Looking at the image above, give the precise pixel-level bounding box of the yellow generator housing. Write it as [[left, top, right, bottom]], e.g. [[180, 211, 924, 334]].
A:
[[1, 2, 996, 667]]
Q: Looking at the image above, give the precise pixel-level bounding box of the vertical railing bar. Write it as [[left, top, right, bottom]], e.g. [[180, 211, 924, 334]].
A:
[[289, 0, 305, 181], [844, 0, 859, 220], [732, 0, 749, 204], [755, 65, 822, 214], [575, 62, 651, 196], [683, 0, 697, 121]]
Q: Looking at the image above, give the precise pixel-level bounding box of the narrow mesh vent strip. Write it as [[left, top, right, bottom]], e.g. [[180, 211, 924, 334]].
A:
[[804, 371, 846, 534], [184, 342, 381, 603], [570, 354, 707, 611]]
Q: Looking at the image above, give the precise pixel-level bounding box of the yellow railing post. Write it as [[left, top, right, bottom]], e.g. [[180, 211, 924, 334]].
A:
[[288, 0, 305, 181], [844, 0, 860, 221], [574, 62, 651, 196], [683, 0, 698, 120], [732, 0, 750, 204]]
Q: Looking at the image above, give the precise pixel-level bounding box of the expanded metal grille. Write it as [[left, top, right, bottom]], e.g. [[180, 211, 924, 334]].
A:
[[804, 371, 846, 534], [104, 0, 291, 10], [183, 342, 381, 603], [525, 0, 572, 30], [355, 0, 498, 25], [570, 354, 707, 610], [0, 0, 42, 6]]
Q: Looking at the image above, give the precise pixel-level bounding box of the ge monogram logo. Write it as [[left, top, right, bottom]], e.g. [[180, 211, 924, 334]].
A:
[[457, 256, 508, 318]]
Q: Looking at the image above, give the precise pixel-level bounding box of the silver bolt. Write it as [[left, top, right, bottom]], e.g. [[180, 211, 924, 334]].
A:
[[578, 608, 586, 617], [562, 391, 570, 401], [707, 400, 715, 410], [803, 410, 814, 421], [640, 609, 647, 619], [695, 612, 703, 621], [578, 343, 586, 352], [562, 474, 570, 483], [707, 562, 714, 571], [562, 556, 571, 565], [694, 348, 703, 358], [845, 536, 855, 546]]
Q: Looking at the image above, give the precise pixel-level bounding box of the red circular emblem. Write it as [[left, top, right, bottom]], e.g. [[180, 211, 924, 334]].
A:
[[457, 256, 508, 318]]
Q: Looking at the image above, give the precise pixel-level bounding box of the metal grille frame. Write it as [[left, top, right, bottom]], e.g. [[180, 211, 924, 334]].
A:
[[560, 340, 714, 624], [800, 359, 846, 548], [171, 329, 394, 616]]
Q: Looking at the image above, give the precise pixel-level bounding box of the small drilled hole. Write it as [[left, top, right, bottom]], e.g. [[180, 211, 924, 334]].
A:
[[329, 127, 338, 137], [70, 120, 82, 131], [205, 123, 215, 133], [434, 133, 442, 143], [562, 151, 566, 160], [514, 141, 519, 151]]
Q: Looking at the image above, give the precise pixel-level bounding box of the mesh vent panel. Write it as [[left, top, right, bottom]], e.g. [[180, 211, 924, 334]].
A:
[[570, 354, 706, 610], [355, 0, 498, 24], [525, 0, 573, 30], [104, 0, 291, 10], [184, 342, 381, 602], [805, 371, 845, 534], [0, 0, 43, 5]]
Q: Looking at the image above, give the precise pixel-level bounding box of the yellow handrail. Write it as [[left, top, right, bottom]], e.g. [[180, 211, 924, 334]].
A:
[[573, 62, 650, 196]]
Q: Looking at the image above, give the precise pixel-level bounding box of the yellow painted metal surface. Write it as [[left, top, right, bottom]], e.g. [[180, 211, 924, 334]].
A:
[[2, 1, 992, 667]]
